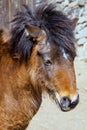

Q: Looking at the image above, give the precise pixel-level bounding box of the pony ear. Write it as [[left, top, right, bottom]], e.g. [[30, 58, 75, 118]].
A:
[[25, 24, 46, 39], [0, 29, 3, 43], [71, 18, 79, 30], [0, 28, 11, 44]]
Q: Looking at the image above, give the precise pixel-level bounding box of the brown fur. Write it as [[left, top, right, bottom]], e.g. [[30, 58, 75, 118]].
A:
[[0, 3, 79, 130], [0, 27, 78, 129], [0, 30, 42, 129]]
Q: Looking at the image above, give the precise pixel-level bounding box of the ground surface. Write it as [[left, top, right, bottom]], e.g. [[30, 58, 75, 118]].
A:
[[26, 58, 87, 130]]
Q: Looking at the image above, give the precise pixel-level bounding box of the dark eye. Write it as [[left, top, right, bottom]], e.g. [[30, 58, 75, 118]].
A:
[[44, 60, 52, 66]]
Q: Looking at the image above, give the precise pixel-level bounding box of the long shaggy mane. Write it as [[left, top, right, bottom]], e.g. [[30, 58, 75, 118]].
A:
[[11, 3, 76, 61]]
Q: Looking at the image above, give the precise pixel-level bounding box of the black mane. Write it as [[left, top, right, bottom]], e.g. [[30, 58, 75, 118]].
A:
[[11, 3, 76, 61]]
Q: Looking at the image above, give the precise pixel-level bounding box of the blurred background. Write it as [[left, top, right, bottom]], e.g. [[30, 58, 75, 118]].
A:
[[0, 0, 36, 28], [0, 0, 87, 130]]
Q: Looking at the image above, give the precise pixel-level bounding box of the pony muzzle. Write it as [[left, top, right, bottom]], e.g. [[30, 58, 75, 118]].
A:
[[55, 93, 79, 112]]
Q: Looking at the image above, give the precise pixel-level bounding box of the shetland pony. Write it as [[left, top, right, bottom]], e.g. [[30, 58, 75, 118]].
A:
[[0, 4, 79, 130]]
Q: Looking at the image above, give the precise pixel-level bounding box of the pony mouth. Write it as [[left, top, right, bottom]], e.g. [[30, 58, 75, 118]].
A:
[[54, 92, 79, 112], [46, 86, 79, 112]]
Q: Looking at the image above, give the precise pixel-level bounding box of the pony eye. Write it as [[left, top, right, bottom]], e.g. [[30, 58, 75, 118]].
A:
[[44, 60, 52, 66]]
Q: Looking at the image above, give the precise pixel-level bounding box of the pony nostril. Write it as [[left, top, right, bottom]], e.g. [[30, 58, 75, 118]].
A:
[[60, 96, 71, 111], [60, 95, 79, 111]]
